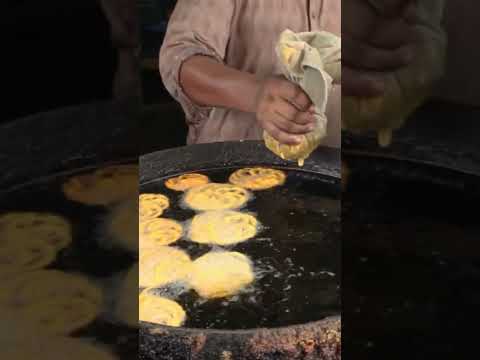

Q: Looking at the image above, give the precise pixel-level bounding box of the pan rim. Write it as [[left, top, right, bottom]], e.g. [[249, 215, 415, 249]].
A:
[[0, 158, 138, 195], [343, 149, 480, 177], [141, 164, 337, 187], [140, 141, 341, 185], [140, 314, 340, 335]]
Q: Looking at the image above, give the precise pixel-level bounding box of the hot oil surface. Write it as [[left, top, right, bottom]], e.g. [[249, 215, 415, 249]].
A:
[[0, 164, 137, 360], [141, 167, 341, 330], [342, 157, 480, 359]]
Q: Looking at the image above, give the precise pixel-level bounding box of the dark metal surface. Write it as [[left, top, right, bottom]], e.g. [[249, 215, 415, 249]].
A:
[[342, 101, 480, 358], [0, 101, 140, 359], [143, 168, 340, 331], [0, 100, 139, 191], [140, 141, 340, 184], [342, 152, 480, 359], [140, 142, 341, 360], [343, 100, 480, 175], [342, 98, 480, 359], [0, 166, 138, 359]]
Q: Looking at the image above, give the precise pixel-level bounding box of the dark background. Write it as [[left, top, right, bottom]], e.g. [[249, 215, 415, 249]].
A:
[[138, 0, 188, 152], [139, 0, 175, 104], [2, 0, 187, 151], [2, 1, 115, 123]]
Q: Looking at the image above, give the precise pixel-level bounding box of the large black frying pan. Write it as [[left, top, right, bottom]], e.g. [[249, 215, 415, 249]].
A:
[[139, 141, 341, 360], [0, 101, 140, 191], [0, 101, 140, 359]]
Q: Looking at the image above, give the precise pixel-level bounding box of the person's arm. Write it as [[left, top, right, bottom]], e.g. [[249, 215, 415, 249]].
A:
[[180, 56, 259, 114], [180, 56, 316, 145], [342, 0, 446, 146], [160, 0, 315, 145]]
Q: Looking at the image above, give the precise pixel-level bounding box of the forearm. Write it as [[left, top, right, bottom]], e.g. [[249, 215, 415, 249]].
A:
[[179, 55, 261, 114]]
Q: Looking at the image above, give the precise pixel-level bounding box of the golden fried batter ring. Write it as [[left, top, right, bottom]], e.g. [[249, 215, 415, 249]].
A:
[[17, 298, 100, 335], [139, 247, 191, 288], [63, 164, 138, 206], [0, 270, 102, 335], [139, 193, 169, 220], [0, 270, 103, 308], [0, 242, 56, 274], [165, 173, 210, 192], [0, 212, 72, 251], [139, 291, 186, 327], [189, 210, 259, 246], [183, 183, 251, 211], [190, 251, 255, 299], [139, 218, 183, 248], [153, 249, 192, 288], [229, 167, 287, 190], [93, 164, 138, 196]]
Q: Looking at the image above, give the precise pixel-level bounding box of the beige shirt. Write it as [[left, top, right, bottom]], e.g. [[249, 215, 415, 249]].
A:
[[159, 0, 341, 146]]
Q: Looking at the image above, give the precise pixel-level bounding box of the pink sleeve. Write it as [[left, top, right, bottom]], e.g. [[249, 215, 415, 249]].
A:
[[159, 0, 235, 124]]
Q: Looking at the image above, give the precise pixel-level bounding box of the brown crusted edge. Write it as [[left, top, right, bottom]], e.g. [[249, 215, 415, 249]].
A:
[[140, 316, 341, 360]]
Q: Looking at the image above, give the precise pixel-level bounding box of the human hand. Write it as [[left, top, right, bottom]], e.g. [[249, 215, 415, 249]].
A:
[[255, 77, 316, 145], [343, 0, 417, 97], [342, 0, 446, 138]]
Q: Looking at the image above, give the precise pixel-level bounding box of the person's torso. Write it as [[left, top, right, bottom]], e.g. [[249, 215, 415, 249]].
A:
[[193, 0, 341, 144]]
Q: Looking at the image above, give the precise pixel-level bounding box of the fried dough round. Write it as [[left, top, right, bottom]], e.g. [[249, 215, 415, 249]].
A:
[[139, 218, 183, 248], [0, 242, 57, 274], [165, 173, 210, 191], [16, 298, 100, 335], [139, 193, 170, 220], [2, 270, 103, 305], [0, 212, 72, 251], [183, 183, 251, 211], [63, 164, 138, 205], [190, 252, 254, 299], [229, 167, 286, 190], [139, 247, 191, 288], [189, 210, 259, 246], [139, 291, 186, 327], [0, 270, 103, 335]]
